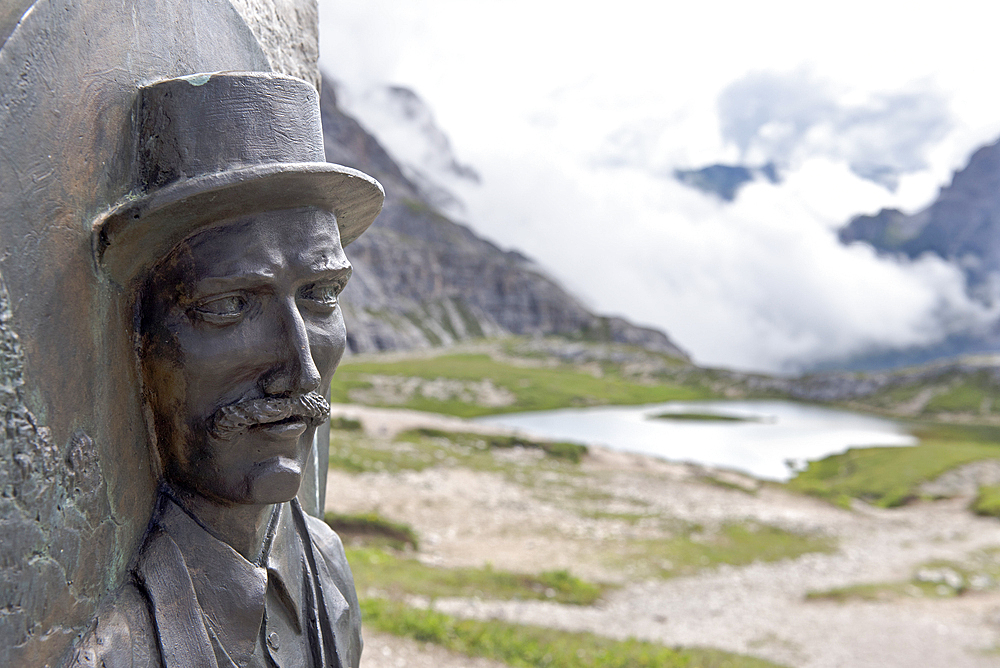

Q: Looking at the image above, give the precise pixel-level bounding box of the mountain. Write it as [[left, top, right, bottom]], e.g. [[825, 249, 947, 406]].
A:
[[840, 137, 1000, 296], [674, 162, 780, 202], [319, 76, 688, 360], [340, 84, 480, 218], [834, 137, 1000, 368]]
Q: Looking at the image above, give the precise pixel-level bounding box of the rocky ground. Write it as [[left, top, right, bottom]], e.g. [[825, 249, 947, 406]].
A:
[[325, 405, 1000, 668]]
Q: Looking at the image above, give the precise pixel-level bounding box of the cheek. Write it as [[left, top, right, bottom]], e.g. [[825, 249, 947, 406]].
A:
[[308, 312, 347, 381], [140, 327, 188, 422]]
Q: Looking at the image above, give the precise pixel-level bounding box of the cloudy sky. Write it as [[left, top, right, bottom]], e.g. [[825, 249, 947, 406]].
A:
[[317, 0, 1000, 372]]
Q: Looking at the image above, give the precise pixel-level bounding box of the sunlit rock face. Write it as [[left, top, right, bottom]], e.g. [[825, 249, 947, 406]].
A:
[[320, 77, 688, 360]]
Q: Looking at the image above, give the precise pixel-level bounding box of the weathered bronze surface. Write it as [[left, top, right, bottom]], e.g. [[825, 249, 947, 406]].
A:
[[68, 71, 381, 667], [0, 2, 379, 666]]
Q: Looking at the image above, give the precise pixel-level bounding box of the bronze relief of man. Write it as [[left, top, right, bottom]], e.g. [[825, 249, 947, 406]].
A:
[[71, 71, 383, 668]]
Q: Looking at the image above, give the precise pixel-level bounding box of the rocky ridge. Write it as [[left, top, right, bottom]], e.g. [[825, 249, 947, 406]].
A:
[[319, 76, 687, 360], [840, 137, 1000, 295], [674, 162, 780, 201], [835, 136, 1000, 368]]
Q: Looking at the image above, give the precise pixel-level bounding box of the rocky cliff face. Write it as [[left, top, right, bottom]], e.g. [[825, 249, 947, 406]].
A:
[[320, 77, 688, 360], [840, 137, 1000, 295], [835, 136, 1000, 368]]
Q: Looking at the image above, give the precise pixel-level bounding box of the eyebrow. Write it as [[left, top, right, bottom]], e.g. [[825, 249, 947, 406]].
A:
[[189, 271, 276, 298], [189, 264, 352, 299]]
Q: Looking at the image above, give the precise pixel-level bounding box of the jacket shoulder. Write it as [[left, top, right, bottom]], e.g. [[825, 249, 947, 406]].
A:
[[303, 513, 348, 565], [301, 510, 363, 668], [66, 581, 160, 668], [303, 512, 358, 593]]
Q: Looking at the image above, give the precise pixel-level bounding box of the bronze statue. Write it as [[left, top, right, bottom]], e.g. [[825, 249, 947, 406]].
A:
[[70, 71, 383, 668]]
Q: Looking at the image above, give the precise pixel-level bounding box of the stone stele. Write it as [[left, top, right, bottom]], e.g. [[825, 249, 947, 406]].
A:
[[0, 1, 376, 666]]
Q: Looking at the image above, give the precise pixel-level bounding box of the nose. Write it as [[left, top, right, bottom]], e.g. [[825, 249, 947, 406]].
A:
[[261, 297, 322, 397]]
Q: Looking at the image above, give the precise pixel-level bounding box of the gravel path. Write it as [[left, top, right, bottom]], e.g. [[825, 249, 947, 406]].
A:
[[329, 406, 1000, 668]]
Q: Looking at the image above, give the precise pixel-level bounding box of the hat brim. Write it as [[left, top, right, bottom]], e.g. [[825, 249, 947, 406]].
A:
[[93, 161, 384, 288]]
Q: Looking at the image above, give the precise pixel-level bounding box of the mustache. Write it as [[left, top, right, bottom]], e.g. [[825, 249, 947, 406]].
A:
[[208, 392, 331, 441]]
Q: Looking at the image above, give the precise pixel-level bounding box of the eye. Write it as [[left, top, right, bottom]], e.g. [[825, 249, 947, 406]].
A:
[[298, 282, 342, 313], [190, 294, 248, 325]]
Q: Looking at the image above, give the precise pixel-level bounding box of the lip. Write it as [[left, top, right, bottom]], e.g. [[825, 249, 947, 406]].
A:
[[257, 417, 308, 439]]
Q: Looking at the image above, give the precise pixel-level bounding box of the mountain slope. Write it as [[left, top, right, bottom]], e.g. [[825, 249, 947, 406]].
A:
[[840, 137, 1000, 295], [833, 136, 1000, 368], [319, 76, 687, 360]]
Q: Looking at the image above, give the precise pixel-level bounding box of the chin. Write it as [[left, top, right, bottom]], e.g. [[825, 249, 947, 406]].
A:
[[246, 457, 304, 504]]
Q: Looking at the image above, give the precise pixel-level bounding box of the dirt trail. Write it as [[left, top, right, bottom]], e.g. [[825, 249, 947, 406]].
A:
[[328, 406, 1000, 668]]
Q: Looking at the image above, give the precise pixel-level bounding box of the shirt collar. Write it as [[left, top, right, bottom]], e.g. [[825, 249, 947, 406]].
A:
[[266, 498, 305, 633], [159, 496, 303, 665]]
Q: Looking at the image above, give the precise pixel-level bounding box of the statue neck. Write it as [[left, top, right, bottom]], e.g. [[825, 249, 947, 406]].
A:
[[166, 485, 279, 564]]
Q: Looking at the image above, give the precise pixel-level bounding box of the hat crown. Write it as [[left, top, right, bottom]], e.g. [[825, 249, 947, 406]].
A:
[[134, 72, 325, 194], [94, 71, 384, 289]]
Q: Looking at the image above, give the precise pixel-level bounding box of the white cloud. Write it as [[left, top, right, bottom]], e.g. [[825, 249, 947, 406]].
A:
[[717, 71, 952, 189], [453, 150, 997, 371], [317, 0, 1000, 372]]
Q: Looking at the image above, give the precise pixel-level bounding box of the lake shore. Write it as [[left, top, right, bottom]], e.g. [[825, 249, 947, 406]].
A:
[[326, 404, 1000, 668]]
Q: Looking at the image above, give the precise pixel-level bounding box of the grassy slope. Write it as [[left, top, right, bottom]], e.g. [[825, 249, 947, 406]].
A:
[[331, 352, 713, 417], [325, 344, 1000, 665], [787, 424, 1000, 507], [614, 523, 837, 578], [347, 546, 604, 605], [972, 484, 1000, 517], [325, 346, 842, 667], [363, 598, 788, 668], [330, 428, 836, 581], [332, 343, 1000, 508]]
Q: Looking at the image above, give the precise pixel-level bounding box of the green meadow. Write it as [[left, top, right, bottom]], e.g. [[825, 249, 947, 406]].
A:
[[786, 423, 1000, 508], [328, 342, 1000, 666], [331, 351, 713, 417], [361, 598, 788, 668]]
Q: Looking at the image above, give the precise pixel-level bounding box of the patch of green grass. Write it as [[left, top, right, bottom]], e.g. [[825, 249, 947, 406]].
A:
[[565, 486, 624, 504], [328, 431, 438, 473], [328, 428, 582, 480], [923, 371, 998, 414], [610, 522, 836, 578], [347, 547, 604, 605], [401, 309, 444, 346], [400, 428, 588, 463], [695, 473, 760, 495], [913, 422, 1000, 443], [330, 416, 362, 431], [786, 425, 1000, 507], [361, 598, 788, 668], [807, 553, 1000, 602], [451, 298, 485, 338], [579, 510, 651, 524], [650, 412, 756, 422], [868, 382, 928, 408], [331, 353, 713, 417], [972, 484, 1000, 517], [328, 376, 374, 399], [804, 582, 914, 602], [911, 552, 1000, 596], [325, 512, 418, 550]]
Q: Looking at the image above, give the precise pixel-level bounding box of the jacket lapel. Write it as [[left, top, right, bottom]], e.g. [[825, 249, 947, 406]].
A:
[[291, 501, 354, 668], [135, 527, 219, 668]]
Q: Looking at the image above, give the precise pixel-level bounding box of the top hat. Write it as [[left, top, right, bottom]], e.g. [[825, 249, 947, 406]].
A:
[[92, 71, 384, 288]]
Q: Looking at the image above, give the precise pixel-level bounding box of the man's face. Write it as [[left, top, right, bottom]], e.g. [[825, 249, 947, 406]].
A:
[[139, 208, 351, 506]]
